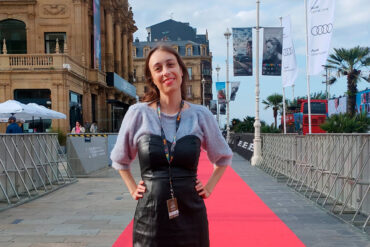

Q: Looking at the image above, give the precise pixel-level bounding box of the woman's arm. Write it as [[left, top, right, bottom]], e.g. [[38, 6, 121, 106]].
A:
[[195, 165, 227, 199], [118, 170, 146, 200]]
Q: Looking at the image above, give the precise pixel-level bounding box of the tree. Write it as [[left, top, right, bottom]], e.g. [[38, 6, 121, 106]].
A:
[[262, 93, 283, 128], [327, 46, 370, 116]]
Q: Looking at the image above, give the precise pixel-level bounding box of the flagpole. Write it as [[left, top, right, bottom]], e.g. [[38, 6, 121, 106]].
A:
[[305, 0, 312, 134], [251, 0, 262, 166], [280, 16, 287, 134]]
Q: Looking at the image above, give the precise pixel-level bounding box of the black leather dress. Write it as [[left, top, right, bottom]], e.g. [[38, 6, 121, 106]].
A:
[[133, 134, 209, 247]]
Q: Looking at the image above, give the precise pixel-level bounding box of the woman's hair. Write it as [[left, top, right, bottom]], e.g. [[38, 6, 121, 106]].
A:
[[266, 37, 282, 54], [142, 45, 188, 102]]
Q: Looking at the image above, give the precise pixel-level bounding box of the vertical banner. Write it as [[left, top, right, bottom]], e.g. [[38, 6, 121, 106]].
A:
[[210, 100, 217, 115], [282, 16, 298, 88], [232, 28, 253, 76], [356, 89, 370, 116], [307, 0, 335, 75], [93, 0, 101, 70], [216, 82, 226, 103], [262, 27, 283, 76], [230, 82, 240, 101]]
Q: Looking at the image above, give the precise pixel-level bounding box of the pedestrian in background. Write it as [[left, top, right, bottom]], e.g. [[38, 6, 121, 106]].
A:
[[90, 121, 98, 133], [71, 121, 85, 134], [111, 45, 232, 246], [6, 116, 23, 134]]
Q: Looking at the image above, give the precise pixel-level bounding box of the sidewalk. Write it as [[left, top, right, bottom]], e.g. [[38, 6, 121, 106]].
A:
[[0, 153, 368, 247]]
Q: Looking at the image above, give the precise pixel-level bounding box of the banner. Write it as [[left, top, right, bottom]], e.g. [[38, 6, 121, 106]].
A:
[[307, 0, 335, 75], [356, 89, 370, 116], [230, 82, 240, 101], [216, 82, 226, 103], [219, 102, 226, 115], [262, 27, 283, 76], [282, 16, 298, 88], [328, 96, 347, 116], [232, 28, 253, 76], [229, 134, 254, 161], [210, 100, 217, 115], [93, 0, 101, 70]]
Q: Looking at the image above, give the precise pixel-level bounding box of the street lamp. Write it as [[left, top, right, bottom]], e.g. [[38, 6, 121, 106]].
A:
[[215, 65, 220, 81], [224, 28, 231, 142], [201, 78, 206, 106]]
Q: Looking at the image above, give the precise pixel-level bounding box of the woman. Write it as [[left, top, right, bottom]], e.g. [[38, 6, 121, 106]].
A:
[[110, 45, 232, 246], [71, 121, 85, 134]]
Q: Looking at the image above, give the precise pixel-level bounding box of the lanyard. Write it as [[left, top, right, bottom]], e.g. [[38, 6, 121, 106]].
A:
[[157, 100, 184, 198]]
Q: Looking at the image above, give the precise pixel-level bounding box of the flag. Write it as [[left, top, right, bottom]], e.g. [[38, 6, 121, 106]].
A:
[[282, 16, 298, 88], [262, 27, 283, 76], [210, 100, 217, 115], [216, 82, 226, 104], [232, 28, 253, 76], [230, 82, 240, 101], [307, 0, 335, 75]]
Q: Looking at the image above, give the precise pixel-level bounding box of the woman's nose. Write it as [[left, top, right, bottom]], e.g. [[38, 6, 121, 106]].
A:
[[162, 66, 171, 76]]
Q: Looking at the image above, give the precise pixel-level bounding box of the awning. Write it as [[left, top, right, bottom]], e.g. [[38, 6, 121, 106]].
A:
[[106, 72, 136, 98]]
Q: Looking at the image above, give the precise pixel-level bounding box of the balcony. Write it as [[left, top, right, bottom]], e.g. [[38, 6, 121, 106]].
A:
[[0, 54, 106, 85]]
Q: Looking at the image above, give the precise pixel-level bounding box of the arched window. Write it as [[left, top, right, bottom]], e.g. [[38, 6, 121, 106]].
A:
[[0, 19, 27, 54], [143, 46, 150, 57]]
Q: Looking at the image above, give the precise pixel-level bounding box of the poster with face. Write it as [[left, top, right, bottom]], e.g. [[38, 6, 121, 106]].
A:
[[210, 100, 217, 115], [230, 82, 240, 101], [219, 102, 226, 115], [262, 27, 283, 76], [232, 28, 253, 76], [216, 82, 226, 104]]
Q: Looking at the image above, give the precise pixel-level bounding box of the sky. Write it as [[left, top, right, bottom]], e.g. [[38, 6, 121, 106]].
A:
[[129, 0, 370, 125]]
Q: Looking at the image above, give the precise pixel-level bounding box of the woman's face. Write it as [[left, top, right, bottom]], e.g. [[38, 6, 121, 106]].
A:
[[76, 121, 80, 127], [265, 41, 275, 57], [148, 50, 183, 96]]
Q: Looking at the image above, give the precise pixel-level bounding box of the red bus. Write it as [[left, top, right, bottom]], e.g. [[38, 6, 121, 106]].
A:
[[282, 99, 328, 135]]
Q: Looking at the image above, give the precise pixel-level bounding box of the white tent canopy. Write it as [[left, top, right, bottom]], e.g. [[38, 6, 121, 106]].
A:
[[0, 100, 66, 120]]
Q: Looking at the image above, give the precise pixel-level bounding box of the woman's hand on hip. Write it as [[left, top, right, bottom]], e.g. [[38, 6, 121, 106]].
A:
[[131, 180, 146, 200], [195, 179, 210, 199]]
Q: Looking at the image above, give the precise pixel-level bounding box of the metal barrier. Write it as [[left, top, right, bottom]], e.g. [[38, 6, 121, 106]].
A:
[[257, 133, 370, 232], [0, 134, 76, 211]]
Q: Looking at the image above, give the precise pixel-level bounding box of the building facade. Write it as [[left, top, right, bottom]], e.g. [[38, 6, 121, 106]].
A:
[[133, 19, 213, 106], [0, 0, 137, 133]]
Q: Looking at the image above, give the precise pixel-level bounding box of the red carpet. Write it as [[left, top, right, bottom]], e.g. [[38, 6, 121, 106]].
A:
[[113, 151, 305, 247]]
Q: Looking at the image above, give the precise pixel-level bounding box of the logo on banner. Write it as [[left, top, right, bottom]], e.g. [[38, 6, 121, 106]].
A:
[[283, 47, 294, 56], [311, 23, 333, 36]]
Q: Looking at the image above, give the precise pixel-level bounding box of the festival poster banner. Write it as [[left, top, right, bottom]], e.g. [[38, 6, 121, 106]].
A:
[[93, 0, 101, 70], [219, 102, 226, 115], [232, 28, 253, 76], [328, 96, 347, 116], [282, 16, 298, 88], [209, 100, 217, 115], [356, 89, 370, 116], [262, 27, 283, 76], [230, 82, 240, 101], [216, 82, 226, 104], [307, 0, 335, 75]]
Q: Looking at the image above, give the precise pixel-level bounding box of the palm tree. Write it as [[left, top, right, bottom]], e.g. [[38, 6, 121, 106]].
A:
[[327, 46, 370, 116], [262, 93, 283, 128]]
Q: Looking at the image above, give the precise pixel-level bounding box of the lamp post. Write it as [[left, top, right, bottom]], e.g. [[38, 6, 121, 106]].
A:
[[215, 65, 221, 128], [224, 28, 231, 142], [251, 0, 262, 166], [201, 78, 206, 106]]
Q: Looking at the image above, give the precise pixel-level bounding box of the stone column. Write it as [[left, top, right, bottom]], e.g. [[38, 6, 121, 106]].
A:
[[122, 31, 128, 80], [114, 23, 122, 75], [128, 36, 134, 82], [105, 10, 114, 72]]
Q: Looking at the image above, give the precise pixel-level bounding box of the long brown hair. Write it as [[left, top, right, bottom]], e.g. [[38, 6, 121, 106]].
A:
[[142, 45, 188, 102]]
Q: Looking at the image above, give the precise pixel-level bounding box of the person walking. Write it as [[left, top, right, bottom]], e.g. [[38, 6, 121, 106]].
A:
[[6, 116, 23, 134], [110, 45, 232, 246]]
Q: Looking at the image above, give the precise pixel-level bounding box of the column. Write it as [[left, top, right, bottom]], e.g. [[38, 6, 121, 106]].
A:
[[122, 31, 128, 80], [128, 36, 134, 81], [114, 23, 122, 75], [105, 10, 114, 72]]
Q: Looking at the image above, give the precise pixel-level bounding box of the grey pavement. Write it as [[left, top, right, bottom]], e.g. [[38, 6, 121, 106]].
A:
[[0, 153, 368, 247]]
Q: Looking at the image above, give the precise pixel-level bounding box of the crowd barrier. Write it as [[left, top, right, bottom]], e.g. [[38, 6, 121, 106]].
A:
[[66, 133, 118, 176], [256, 133, 370, 232], [0, 134, 76, 211]]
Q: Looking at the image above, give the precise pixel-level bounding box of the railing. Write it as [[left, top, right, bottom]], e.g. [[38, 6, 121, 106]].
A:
[[0, 54, 106, 85], [257, 133, 370, 232], [0, 134, 77, 211]]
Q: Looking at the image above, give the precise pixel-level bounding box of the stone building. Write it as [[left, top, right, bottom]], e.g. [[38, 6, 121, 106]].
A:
[[0, 0, 137, 133], [133, 19, 213, 106]]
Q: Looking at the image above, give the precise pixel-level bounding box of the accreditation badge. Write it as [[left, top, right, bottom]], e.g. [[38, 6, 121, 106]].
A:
[[167, 198, 179, 219]]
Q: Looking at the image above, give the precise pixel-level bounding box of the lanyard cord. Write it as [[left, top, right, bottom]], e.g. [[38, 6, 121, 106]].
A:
[[157, 100, 184, 198]]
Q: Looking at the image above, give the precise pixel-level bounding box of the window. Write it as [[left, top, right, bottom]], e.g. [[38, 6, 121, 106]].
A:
[[172, 45, 178, 52], [303, 102, 327, 114], [45, 32, 66, 54], [144, 86, 149, 93], [69, 91, 83, 130], [132, 46, 137, 58], [186, 46, 192, 56], [186, 85, 193, 99], [143, 47, 150, 57], [0, 19, 27, 54], [187, 67, 192, 80]]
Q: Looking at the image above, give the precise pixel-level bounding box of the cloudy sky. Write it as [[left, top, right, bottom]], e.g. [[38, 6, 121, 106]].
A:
[[129, 0, 370, 125]]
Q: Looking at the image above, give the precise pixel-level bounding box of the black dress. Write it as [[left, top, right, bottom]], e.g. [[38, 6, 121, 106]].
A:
[[133, 134, 209, 247]]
